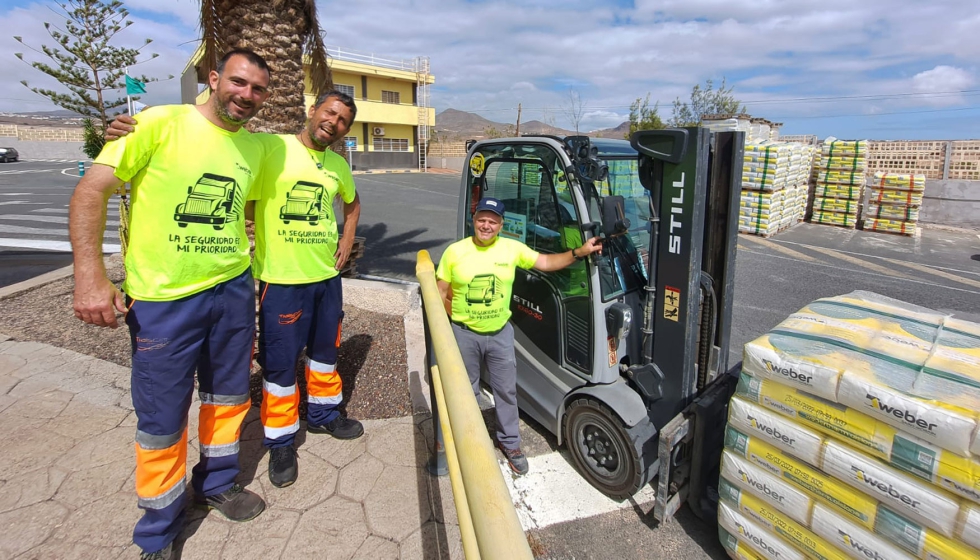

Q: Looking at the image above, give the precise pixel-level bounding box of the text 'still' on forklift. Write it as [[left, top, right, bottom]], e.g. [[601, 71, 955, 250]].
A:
[[459, 127, 744, 522]]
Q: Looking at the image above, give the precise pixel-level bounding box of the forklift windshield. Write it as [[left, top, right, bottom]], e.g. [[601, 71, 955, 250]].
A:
[[464, 138, 649, 302]]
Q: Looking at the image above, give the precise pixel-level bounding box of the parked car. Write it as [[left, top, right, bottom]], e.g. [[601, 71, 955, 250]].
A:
[[0, 147, 18, 163]]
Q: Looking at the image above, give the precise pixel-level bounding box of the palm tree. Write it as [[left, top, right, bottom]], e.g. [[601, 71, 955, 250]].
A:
[[199, 0, 332, 134]]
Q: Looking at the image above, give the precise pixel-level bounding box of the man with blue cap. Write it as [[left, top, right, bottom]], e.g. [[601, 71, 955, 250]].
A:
[[436, 197, 602, 474]]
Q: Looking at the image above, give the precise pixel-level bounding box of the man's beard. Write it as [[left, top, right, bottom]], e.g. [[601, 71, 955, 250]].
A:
[[214, 96, 254, 126]]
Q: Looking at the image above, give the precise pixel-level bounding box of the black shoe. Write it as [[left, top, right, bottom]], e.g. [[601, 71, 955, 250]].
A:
[[308, 416, 364, 439], [194, 483, 265, 522], [140, 542, 173, 560], [499, 445, 529, 475], [268, 446, 298, 488]]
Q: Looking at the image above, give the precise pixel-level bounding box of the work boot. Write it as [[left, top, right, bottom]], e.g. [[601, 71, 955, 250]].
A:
[[499, 445, 529, 475], [194, 483, 265, 522], [268, 446, 298, 488], [308, 415, 364, 439], [139, 542, 173, 560]]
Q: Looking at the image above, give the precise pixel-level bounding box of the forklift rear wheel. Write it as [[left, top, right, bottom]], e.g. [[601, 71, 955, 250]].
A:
[[564, 398, 647, 500]]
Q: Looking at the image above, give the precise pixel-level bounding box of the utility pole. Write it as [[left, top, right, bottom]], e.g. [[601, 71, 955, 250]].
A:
[[516, 103, 522, 137]]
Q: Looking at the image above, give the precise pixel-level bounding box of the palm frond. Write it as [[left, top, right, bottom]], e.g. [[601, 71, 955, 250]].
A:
[[198, 0, 221, 76], [303, 0, 331, 100]]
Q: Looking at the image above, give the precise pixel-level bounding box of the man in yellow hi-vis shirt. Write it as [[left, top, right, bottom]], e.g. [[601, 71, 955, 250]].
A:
[[248, 91, 362, 489], [106, 90, 364, 492], [70, 49, 271, 560], [436, 197, 602, 475]]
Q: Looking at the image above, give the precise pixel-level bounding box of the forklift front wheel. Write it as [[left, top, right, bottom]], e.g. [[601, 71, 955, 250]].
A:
[[564, 398, 647, 500]]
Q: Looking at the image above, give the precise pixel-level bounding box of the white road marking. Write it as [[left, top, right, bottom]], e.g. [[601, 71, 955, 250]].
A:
[[0, 214, 120, 227], [0, 223, 118, 239], [0, 237, 119, 253], [0, 201, 45, 206], [0, 169, 57, 175], [500, 450, 656, 531]]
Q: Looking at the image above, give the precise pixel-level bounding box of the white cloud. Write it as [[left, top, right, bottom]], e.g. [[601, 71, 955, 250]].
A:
[[911, 66, 976, 106], [2, 0, 977, 139]]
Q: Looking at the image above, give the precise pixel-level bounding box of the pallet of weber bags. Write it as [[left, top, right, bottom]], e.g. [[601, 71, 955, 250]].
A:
[[808, 138, 867, 229], [719, 290, 980, 560], [863, 171, 925, 237], [740, 142, 815, 237]]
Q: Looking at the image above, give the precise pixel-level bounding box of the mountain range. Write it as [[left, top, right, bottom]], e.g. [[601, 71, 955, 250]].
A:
[[434, 108, 628, 141]]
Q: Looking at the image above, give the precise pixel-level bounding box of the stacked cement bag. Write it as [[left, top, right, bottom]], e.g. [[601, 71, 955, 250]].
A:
[[864, 172, 925, 236], [740, 143, 815, 237], [810, 139, 868, 228], [719, 291, 980, 560]]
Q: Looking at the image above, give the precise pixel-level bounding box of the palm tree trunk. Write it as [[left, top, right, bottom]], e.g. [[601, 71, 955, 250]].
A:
[[204, 0, 332, 134]]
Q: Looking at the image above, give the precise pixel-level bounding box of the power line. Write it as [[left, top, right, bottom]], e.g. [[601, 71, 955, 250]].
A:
[[771, 106, 980, 119]]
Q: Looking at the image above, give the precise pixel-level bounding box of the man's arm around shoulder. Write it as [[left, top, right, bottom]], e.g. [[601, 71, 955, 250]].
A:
[[69, 164, 126, 328]]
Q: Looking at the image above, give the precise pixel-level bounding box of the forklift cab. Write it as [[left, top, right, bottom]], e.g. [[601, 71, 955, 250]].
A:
[[458, 130, 743, 514]]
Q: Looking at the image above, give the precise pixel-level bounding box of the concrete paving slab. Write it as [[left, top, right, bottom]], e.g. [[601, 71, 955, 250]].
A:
[[0, 500, 70, 557], [364, 465, 432, 542], [259, 449, 338, 511], [54, 459, 134, 509], [337, 452, 385, 502], [0, 466, 69, 513], [400, 522, 464, 560], [0, 424, 75, 479], [352, 535, 400, 559], [281, 496, 369, 558], [52, 490, 142, 549], [220, 508, 300, 560]]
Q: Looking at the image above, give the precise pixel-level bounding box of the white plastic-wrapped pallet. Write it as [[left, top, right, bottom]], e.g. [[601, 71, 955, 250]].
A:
[[820, 439, 962, 538], [718, 475, 848, 560], [718, 501, 808, 560], [728, 397, 825, 466], [721, 450, 815, 525], [810, 503, 915, 560]]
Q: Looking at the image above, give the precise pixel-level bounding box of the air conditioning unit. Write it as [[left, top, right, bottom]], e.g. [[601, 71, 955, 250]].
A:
[[373, 126, 385, 136]]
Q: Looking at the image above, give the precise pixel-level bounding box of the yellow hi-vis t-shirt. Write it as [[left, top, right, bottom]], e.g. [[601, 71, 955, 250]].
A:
[[95, 105, 264, 301], [436, 236, 539, 333], [248, 135, 356, 284]]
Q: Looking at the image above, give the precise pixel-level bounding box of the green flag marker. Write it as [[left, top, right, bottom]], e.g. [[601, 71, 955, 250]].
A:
[[125, 75, 146, 95]]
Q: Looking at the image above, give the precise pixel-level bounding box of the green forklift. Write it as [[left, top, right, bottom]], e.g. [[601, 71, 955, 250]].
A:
[[457, 128, 744, 521]]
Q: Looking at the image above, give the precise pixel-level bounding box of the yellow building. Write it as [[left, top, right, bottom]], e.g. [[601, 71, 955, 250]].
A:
[[180, 46, 435, 171]]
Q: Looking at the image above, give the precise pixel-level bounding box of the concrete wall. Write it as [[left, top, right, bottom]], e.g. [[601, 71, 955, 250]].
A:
[[920, 180, 980, 228], [0, 136, 88, 160]]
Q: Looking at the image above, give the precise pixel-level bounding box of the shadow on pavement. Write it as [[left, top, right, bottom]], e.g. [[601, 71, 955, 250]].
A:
[[354, 223, 452, 280], [0, 249, 74, 288]]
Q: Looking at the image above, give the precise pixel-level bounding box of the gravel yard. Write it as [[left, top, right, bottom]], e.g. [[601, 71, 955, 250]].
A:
[[0, 256, 413, 420]]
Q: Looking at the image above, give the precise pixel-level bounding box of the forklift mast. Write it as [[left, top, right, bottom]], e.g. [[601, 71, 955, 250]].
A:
[[630, 128, 744, 520]]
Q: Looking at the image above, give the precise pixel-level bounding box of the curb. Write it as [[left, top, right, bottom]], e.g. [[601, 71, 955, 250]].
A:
[[0, 263, 75, 300], [0, 259, 434, 417]]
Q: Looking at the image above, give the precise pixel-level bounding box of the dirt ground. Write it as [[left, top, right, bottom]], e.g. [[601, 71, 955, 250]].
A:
[[0, 258, 412, 420]]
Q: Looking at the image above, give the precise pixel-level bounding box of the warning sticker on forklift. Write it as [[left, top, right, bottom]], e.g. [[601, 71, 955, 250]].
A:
[[663, 285, 680, 322], [469, 152, 485, 176]]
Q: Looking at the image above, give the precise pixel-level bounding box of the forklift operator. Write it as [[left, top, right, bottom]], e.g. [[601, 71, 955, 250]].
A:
[[436, 197, 602, 475]]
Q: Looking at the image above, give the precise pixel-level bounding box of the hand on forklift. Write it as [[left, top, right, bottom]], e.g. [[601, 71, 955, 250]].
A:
[[533, 236, 602, 272]]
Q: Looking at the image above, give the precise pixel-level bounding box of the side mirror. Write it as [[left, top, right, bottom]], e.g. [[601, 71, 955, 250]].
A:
[[187, 186, 192, 194], [601, 195, 630, 239]]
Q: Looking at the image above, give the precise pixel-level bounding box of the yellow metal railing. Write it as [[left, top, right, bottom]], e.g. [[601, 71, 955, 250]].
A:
[[416, 250, 533, 560]]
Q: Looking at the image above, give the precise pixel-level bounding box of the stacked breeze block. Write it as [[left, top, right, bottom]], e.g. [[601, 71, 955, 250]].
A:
[[864, 171, 925, 236], [739, 142, 816, 237], [810, 139, 868, 228], [719, 291, 980, 560]]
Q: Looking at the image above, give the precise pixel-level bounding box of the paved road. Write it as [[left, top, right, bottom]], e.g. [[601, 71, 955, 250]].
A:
[[4, 166, 980, 558]]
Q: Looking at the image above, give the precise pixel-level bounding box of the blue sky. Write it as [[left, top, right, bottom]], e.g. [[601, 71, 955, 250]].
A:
[[2, 0, 978, 140]]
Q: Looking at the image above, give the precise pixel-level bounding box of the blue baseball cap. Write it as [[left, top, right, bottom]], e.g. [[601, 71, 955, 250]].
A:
[[474, 197, 505, 217]]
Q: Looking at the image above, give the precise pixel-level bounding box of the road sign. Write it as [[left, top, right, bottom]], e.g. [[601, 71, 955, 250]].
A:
[[345, 138, 356, 148]]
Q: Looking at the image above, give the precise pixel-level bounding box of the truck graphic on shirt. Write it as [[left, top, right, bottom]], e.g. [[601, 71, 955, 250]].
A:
[[466, 274, 504, 306], [174, 173, 242, 230], [279, 181, 326, 225]]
